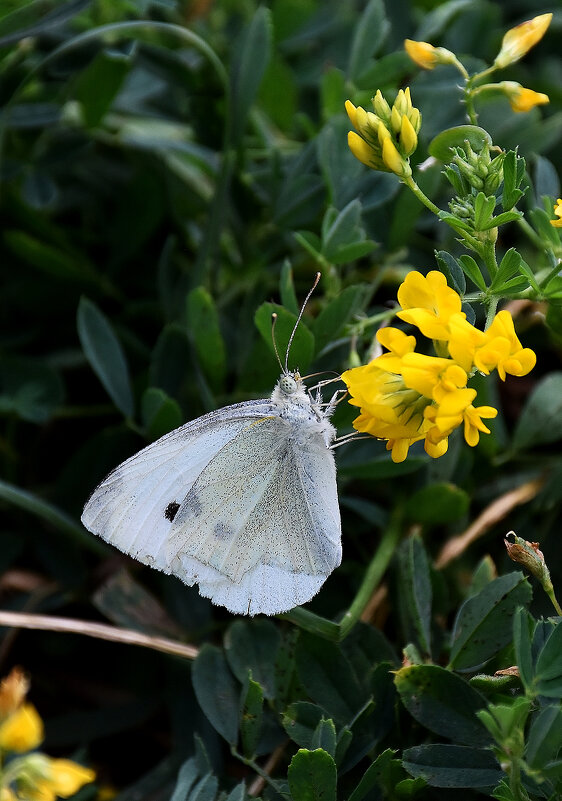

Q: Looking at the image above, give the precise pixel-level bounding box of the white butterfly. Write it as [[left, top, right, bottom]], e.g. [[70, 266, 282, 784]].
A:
[[82, 299, 342, 616]]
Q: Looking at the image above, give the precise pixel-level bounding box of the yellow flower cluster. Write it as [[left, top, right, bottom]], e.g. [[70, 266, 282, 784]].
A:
[[342, 271, 536, 463], [0, 668, 95, 801], [345, 88, 420, 178]]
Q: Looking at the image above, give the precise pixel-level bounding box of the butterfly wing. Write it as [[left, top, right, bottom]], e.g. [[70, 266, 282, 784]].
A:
[[166, 415, 341, 614], [81, 400, 275, 571]]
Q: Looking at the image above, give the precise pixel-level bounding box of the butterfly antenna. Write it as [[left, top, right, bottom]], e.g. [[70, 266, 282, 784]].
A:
[[271, 313, 283, 371], [284, 272, 321, 374]]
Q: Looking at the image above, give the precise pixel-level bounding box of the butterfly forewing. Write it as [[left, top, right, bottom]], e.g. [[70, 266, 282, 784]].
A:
[[166, 416, 341, 584], [81, 401, 275, 570]]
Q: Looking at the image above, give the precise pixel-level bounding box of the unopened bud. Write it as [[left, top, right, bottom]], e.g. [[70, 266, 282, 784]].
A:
[[504, 532, 549, 586]]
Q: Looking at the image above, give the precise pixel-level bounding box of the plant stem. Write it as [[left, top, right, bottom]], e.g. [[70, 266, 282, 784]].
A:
[[281, 510, 402, 641], [484, 294, 500, 329], [403, 176, 441, 216], [337, 510, 401, 640], [544, 582, 562, 616]]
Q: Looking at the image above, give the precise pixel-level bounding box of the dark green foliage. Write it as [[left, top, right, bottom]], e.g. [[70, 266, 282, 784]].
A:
[[1, 1, 561, 800]]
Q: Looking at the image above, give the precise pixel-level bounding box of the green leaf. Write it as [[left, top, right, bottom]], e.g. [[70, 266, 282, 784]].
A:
[[141, 387, 183, 440], [398, 535, 432, 656], [485, 210, 522, 229], [0, 0, 90, 47], [534, 619, 562, 697], [224, 619, 281, 700], [295, 634, 363, 724], [458, 255, 487, 291], [230, 6, 272, 145], [405, 483, 469, 525], [517, 258, 541, 294], [239, 673, 264, 758], [186, 287, 227, 393], [0, 357, 64, 423], [77, 296, 134, 418], [280, 261, 299, 315], [254, 302, 315, 372], [282, 702, 324, 749], [73, 49, 131, 127], [449, 572, 532, 672], [187, 773, 218, 801], [0, 478, 105, 554], [347, 0, 389, 83], [428, 126, 492, 163], [473, 192, 496, 231], [313, 284, 366, 353], [526, 705, 562, 768], [402, 744, 502, 788], [435, 251, 465, 295], [288, 749, 337, 801], [513, 607, 534, 692], [321, 200, 374, 265], [502, 150, 525, 211], [492, 248, 521, 285], [192, 644, 239, 745], [170, 758, 199, 801], [149, 324, 190, 400], [311, 718, 337, 758], [395, 665, 490, 746], [512, 373, 562, 451]]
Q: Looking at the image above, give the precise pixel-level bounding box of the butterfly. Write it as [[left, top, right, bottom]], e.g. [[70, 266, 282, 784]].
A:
[[81, 281, 342, 616]]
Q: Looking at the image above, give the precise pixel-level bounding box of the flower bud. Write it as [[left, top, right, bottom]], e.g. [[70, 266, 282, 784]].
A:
[[404, 39, 459, 71], [498, 81, 549, 113], [504, 532, 550, 587], [494, 13, 552, 69]]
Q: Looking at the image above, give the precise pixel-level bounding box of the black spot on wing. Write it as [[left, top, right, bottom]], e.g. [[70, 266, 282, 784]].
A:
[[165, 501, 180, 522], [214, 522, 234, 540]]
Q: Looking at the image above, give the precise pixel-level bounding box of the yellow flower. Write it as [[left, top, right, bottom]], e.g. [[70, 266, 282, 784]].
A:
[[499, 81, 549, 112], [16, 755, 96, 801], [397, 270, 463, 340], [0, 703, 44, 753], [341, 361, 432, 463], [404, 39, 457, 70], [474, 310, 536, 380], [0, 667, 29, 719], [494, 13, 552, 69], [345, 88, 420, 178], [550, 198, 562, 228]]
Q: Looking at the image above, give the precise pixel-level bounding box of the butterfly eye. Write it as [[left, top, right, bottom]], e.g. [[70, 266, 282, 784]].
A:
[[279, 375, 298, 394]]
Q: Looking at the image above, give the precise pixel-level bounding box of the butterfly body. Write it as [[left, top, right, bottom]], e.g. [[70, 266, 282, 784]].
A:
[[82, 373, 341, 615]]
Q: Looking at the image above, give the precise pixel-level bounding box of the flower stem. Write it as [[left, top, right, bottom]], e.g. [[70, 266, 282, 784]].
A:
[[281, 510, 402, 641], [337, 510, 401, 640], [403, 176, 441, 216]]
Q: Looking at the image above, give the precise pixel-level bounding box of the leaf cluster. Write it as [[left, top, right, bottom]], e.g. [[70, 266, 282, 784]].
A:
[[0, 1, 561, 800]]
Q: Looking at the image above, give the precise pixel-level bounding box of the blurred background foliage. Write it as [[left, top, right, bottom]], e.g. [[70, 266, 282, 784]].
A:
[[0, 0, 561, 799]]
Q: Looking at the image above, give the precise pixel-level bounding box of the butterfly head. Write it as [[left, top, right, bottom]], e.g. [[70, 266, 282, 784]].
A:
[[278, 371, 302, 396]]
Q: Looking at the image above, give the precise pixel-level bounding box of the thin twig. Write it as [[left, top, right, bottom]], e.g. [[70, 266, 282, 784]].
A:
[[0, 611, 198, 660], [247, 742, 288, 797], [435, 476, 545, 569]]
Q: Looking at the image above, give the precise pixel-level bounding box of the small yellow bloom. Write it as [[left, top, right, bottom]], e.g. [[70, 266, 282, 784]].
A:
[[499, 81, 549, 112], [0, 703, 44, 753], [397, 271, 463, 340], [475, 310, 536, 380], [0, 667, 29, 719], [550, 198, 562, 228], [404, 39, 438, 69], [382, 136, 410, 176], [17, 755, 96, 801], [494, 13, 552, 69], [404, 39, 458, 70]]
